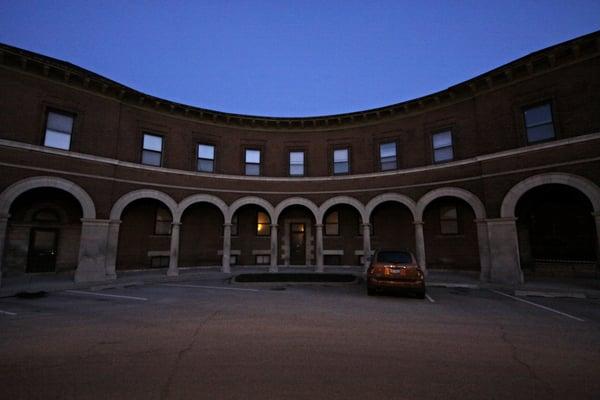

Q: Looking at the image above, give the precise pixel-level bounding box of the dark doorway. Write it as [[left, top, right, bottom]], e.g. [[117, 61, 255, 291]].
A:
[[27, 229, 58, 273], [290, 223, 306, 264]]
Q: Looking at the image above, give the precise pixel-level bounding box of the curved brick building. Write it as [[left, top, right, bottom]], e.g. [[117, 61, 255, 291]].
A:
[[1, 31, 599, 287]]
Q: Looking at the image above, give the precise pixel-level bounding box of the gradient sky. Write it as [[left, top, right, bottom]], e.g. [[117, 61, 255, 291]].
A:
[[1, 1, 599, 117]]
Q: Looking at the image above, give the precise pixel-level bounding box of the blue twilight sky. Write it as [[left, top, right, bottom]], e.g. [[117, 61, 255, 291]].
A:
[[1, 1, 599, 117]]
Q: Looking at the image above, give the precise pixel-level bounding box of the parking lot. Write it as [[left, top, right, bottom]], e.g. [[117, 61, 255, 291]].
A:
[[1, 278, 599, 400]]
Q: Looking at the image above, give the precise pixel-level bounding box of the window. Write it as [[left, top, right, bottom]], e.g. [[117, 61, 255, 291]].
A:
[[432, 131, 454, 163], [255, 255, 270, 265], [142, 133, 163, 166], [151, 256, 170, 268], [289, 151, 305, 176], [256, 211, 271, 236], [154, 206, 172, 235], [231, 214, 239, 236], [325, 211, 339, 236], [197, 144, 215, 172], [230, 255, 238, 265], [245, 149, 261, 176], [324, 255, 341, 265], [524, 103, 555, 143], [440, 205, 459, 235], [379, 142, 397, 171], [333, 148, 349, 174], [44, 111, 74, 150]]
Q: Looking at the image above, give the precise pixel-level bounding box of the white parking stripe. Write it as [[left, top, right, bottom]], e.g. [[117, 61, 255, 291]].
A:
[[0, 309, 17, 316], [65, 290, 148, 301], [490, 290, 584, 322], [162, 283, 260, 292], [425, 294, 435, 303]]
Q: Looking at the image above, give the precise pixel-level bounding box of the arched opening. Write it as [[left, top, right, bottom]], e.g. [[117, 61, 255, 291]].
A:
[[116, 199, 173, 270], [370, 201, 415, 256], [422, 197, 480, 271], [4, 188, 83, 277], [516, 184, 597, 278], [322, 204, 363, 266], [277, 205, 317, 266], [231, 204, 272, 266], [179, 202, 224, 267]]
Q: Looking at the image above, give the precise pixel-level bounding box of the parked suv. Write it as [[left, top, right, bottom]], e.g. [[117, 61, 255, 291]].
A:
[[366, 250, 426, 298]]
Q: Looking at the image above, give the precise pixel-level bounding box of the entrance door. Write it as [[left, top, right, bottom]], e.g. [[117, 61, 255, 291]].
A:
[[290, 223, 306, 265], [27, 229, 58, 273]]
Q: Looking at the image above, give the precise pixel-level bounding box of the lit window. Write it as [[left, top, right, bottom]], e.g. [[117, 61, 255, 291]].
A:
[[432, 131, 454, 163], [325, 211, 339, 236], [379, 142, 397, 171], [255, 255, 270, 265], [524, 103, 555, 143], [154, 206, 172, 235], [142, 133, 163, 166], [231, 214, 239, 236], [197, 144, 215, 172], [289, 151, 305, 176], [440, 205, 459, 235], [333, 148, 349, 174], [245, 149, 261, 176], [257, 211, 271, 236], [44, 111, 73, 150]]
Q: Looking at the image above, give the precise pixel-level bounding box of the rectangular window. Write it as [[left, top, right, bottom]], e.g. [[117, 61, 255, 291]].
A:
[[440, 205, 459, 235], [142, 133, 163, 166], [257, 211, 271, 236], [230, 255, 238, 265], [154, 206, 172, 235], [150, 256, 170, 268], [245, 149, 261, 176], [333, 148, 349, 175], [197, 144, 215, 172], [231, 213, 239, 236], [432, 131, 454, 163], [379, 142, 397, 171], [289, 151, 305, 176], [325, 211, 339, 236], [255, 255, 270, 265], [44, 111, 74, 150], [524, 103, 555, 143]]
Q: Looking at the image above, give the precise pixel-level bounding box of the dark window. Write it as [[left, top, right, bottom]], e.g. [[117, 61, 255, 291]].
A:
[[230, 255, 238, 265], [142, 133, 163, 166], [255, 255, 270, 265], [154, 206, 172, 235], [150, 256, 170, 268], [197, 144, 215, 172], [324, 255, 341, 265], [376, 251, 412, 263], [440, 205, 459, 235], [44, 111, 74, 150], [333, 148, 349, 175], [231, 214, 239, 236], [245, 149, 261, 176], [325, 211, 339, 236], [289, 151, 305, 176], [432, 131, 453, 163], [379, 142, 397, 171], [524, 103, 555, 143], [257, 211, 270, 236]]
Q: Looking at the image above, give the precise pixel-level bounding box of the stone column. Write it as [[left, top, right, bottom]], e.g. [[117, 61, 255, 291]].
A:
[[75, 219, 111, 283], [270, 224, 278, 272], [414, 220, 427, 276], [0, 214, 10, 288], [222, 223, 231, 273], [104, 220, 121, 279], [315, 223, 324, 272], [487, 218, 523, 285], [167, 222, 180, 277], [362, 223, 372, 270], [475, 219, 492, 282]]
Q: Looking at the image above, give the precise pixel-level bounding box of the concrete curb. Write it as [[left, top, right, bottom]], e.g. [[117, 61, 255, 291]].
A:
[[514, 290, 587, 299]]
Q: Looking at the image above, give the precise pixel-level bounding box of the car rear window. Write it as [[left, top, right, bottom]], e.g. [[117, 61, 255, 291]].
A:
[[376, 251, 412, 264]]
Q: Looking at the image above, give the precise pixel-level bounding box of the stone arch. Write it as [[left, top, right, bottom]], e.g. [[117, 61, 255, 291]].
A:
[[318, 196, 367, 225], [416, 187, 486, 221], [365, 193, 417, 222], [175, 194, 228, 223], [501, 173, 600, 218], [227, 196, 276, 224], [110, 189, 177, 221], [0, 176, 96, 219], [274, 197, 319, 223]]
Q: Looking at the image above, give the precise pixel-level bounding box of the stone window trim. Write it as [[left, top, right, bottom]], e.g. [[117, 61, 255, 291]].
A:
[[196, 142, 216, 173], [331, 145, 351, 175], [522, 100, 557, 145], [431, 129, 455, 164], [141, 132, 165, 167]]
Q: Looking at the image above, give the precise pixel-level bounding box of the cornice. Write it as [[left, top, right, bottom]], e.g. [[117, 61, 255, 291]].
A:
[[0, 31, 599, 131]]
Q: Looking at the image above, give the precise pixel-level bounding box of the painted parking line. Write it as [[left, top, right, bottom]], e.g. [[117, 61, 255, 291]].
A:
[[490, 289, 584, 322], [425, 294, 435, 303], [162, 283, 260, 292], [65, 290, 148, 301], [0, 309, 17, 316]]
